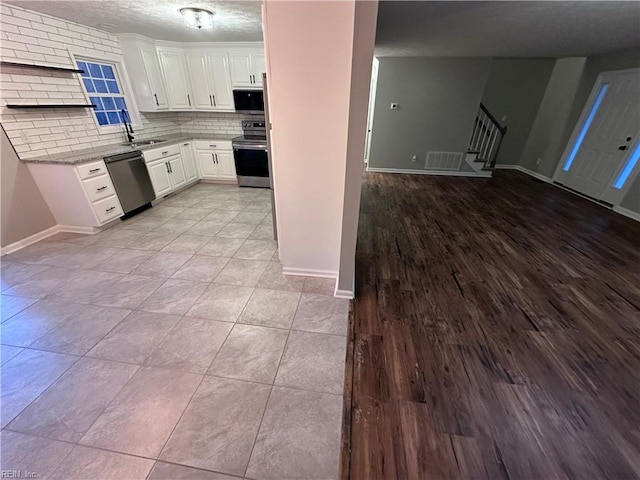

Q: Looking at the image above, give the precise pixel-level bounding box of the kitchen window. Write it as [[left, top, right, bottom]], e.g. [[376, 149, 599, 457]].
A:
[[76, 58, 135, 130]]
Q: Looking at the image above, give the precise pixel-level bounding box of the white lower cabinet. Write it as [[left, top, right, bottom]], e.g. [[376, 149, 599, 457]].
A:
[[180, 142, 199, 182], [144, 141, 211, 198], [194, 141, 236, 181], [147, 159, 173, 197], [26, 160, 123, 231]]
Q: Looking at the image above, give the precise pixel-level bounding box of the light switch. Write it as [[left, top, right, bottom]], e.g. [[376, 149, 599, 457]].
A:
[[390, 103, 398, 110]]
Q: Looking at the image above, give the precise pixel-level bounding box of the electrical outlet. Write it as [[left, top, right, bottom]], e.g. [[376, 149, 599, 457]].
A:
[[411, 155, 417, 162], [536, 157, 542, 165], [390, 103, 398, 110], [501, 114, 508, 122], [63, 128, 72, 139]]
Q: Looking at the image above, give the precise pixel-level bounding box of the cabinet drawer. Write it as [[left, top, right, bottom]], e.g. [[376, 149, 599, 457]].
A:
[[143, 144, 180, 162], [83, 174, 116, 202], [77, 160, 107, 180], [93, 195, 123, 224], [194, 140, 232, 151]]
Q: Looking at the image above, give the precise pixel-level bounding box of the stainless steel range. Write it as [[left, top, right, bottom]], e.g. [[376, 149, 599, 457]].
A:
[[232, 119, 269, 188]]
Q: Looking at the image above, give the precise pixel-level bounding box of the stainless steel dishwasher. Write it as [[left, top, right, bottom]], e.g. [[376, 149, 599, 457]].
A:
[[104, 150, 156, 216]]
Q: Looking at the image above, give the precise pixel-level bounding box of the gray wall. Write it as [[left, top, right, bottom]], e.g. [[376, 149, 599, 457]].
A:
[[1, 126, 56, 248], [620, 175, 640, 214], [521, 47, 640, 178], [482, 58, 555, 165], [368, 56, 491, 170], [518, 57, 586, 177]]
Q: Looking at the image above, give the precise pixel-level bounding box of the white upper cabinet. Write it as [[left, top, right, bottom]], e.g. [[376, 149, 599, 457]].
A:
[[229, 50, 266, 88], [118, 35, 169, 112], [140, 46, 169, 109], [229, 53, 254, 88], [185, 51, 234, 111], [158, 48, 194, 110], [251, 54, 266, 87], [119, 36, 263, 111], [207, 53, 234, 109]]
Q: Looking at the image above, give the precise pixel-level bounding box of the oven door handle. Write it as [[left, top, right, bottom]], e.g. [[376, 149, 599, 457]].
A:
[[233, 144, 268, 151]]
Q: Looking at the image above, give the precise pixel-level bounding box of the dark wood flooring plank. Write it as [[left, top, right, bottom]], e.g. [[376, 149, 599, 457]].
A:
[[343, 170, 640, 480]]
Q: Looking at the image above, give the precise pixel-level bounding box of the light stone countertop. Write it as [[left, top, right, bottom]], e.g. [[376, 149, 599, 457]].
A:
[[20, 133, 239, 165]]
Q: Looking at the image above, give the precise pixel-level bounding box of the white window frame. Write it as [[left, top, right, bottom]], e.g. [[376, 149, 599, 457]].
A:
[[69, 49, 142, 135]]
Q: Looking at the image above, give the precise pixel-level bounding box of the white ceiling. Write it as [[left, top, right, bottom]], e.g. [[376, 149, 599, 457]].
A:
[[375, 1, 640, 57], [5, 0, 263, 42]]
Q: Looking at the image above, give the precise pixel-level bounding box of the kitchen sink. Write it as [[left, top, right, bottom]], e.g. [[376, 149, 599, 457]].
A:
[[126, 139, 166, 147]]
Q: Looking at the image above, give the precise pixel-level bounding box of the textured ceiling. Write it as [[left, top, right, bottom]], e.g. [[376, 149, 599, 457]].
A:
[[5, 0, 263, 42], [376, 1, 640, 57]]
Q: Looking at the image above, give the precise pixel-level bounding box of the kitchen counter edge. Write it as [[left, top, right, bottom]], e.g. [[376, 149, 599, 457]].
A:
[[19, 135, 238, 165]]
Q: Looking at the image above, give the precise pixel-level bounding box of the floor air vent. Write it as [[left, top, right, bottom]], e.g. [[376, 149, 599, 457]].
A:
[[425, 151, 464, 170]]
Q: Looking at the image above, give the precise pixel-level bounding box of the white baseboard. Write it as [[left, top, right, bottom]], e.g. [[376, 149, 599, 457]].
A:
[[281, 267, 338, 279], [494, 164, 552, 183], [334, 288, 354, 299], [0, 223, 108, 256], [613, 205, 640, 221], [0, 225, 61, 256], [366, 167, 491, 177], [58, 225, 99, 235], [199, 179, 238, 185]]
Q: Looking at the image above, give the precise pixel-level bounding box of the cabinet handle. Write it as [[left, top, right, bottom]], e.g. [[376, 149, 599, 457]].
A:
[[106, 206, 116, 212], [161, 150, 169, 155], [183, 143, 189, 146], [211, 153, 215, 164], [209, 95, 213, 107], [212, 95, 216, 107], [187, 94, 191, 106], [154, 93, 159, 106], [169, 162, 173, 173], [209, 144, 216, 148], [216, 153, 219, 164], [165, 162, 170, 173], [89, 168, 101, 173], [96, 186, 108, 191]]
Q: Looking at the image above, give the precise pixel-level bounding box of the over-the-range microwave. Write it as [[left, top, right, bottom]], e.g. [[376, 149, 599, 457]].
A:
[[233, 89, 264, 114]]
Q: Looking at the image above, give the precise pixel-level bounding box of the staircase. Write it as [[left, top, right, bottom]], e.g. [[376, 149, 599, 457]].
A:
[[465, 103, 507, 176]]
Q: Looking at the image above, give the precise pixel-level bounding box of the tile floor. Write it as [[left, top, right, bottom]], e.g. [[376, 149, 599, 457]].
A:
[[0, 182, 349, 480]]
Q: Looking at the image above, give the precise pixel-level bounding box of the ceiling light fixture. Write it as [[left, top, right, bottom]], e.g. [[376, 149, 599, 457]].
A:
[[180, 7, 215, 30]]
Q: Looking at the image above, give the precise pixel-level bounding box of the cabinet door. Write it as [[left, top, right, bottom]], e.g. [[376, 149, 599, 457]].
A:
[[196, 150, 219, 178], [168, 155, 187, 189], [140, 46, 168, 109], [208, 54, 234, 110], [147, 160, 172, 197], [180, 142, 198, 182], [185, 52, 214, 110], [251, 54, 266, 87], [215, 150, 237, 179], [229, 53, 253, 88], [159, 50, 193, 110]]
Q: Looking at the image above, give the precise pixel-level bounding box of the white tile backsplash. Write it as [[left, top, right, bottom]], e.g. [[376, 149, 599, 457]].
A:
[[0, 5, 245, 159]]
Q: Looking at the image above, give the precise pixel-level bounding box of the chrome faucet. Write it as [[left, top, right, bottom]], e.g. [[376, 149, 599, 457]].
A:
[[122, 109, 134, 143]]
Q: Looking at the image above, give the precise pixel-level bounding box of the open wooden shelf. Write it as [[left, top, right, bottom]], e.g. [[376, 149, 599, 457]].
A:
[[5, 104, 97, 109], [0, 60, 84, 74]]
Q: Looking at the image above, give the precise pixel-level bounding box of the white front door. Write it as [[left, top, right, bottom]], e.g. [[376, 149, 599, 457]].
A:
[[554, 69, 640, 200]]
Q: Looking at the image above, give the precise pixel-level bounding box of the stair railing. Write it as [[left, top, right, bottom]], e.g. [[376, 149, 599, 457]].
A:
[[468, 103, 507, 169]]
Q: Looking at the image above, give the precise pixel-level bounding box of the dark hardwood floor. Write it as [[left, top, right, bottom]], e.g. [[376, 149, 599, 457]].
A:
[[342, 170, 640, 480]]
